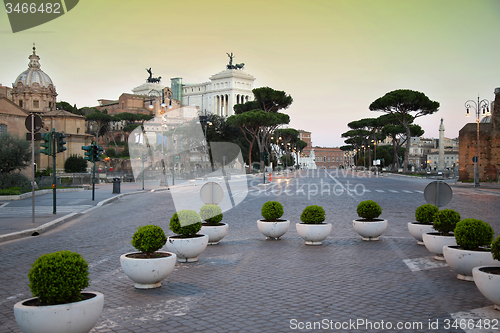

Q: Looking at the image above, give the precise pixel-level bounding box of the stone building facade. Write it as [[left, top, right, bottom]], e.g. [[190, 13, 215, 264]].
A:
[[459, 88, 500, 181], [1, 47, 92, 172], [179, 69, 255, 117]]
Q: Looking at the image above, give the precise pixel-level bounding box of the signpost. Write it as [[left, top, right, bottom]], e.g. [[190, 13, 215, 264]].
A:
[[25, 113, 42, 223], [424, 181, 453, 207]]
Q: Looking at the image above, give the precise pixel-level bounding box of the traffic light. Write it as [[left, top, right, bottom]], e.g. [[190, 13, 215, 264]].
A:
[[40, 133, 52, 156], [57, 132, 67, 153], [82, 145, 94, 162], [93, 145, 104, 162]]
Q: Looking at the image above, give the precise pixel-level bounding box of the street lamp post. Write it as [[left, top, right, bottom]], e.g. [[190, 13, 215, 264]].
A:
[[465, 96, 490, 187], [361, 145, 366, 170]]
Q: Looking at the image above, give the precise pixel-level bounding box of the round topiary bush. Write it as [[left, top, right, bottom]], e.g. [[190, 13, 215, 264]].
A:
[[356, 200, 382, 221], [261, 201, 284, 221], [28, 251, 89, 305], [131, 225, 167, 257], [415, 204, 438, 224], [491, 236, 500, 261], [432, 209, 461, 236], [199, 204, 223, 226], [454, 218, 494, 251], [300, 205, 325, 224], [170, 210, 202, 237]]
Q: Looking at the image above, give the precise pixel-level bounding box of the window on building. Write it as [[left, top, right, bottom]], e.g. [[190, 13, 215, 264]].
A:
[[19, 100, 23, 108], [33, 100, 39, 108], [0, 124, 6, 134], [122, 102, 124, 109]]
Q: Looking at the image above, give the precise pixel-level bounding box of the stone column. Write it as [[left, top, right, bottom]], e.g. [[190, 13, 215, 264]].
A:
[[438, 118, 445, 170]]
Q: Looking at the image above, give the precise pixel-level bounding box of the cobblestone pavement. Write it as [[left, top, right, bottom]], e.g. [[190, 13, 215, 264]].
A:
[[1, 171, 500, 332]]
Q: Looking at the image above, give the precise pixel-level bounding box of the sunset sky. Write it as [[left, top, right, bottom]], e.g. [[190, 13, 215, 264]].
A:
[[1, 0, 499, 147]]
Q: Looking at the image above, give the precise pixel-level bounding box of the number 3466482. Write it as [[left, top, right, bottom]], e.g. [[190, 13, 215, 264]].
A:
[[5, 3, 61, 14]]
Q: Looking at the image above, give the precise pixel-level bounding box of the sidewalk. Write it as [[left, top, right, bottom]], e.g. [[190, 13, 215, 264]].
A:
[[0, 182, 166, 243]]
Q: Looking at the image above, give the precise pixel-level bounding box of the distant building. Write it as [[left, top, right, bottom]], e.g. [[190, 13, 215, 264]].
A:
[[0, 46, 91, 172], [459, 87, 500, 181], [178, 66, 255, 117], [297, 130, 343, 169]]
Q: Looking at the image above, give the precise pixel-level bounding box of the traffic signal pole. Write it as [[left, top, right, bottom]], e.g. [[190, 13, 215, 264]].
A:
[[52, 128, 56, 214], [92, 160, 95, 201]]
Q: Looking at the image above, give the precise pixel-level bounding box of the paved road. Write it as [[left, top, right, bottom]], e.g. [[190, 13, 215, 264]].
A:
[[1, 171, 499, 332]]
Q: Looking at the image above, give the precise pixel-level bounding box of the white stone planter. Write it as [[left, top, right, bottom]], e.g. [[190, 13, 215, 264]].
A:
[[443, 246, 499, 281], [166, 234, 209, 262], [257, 219, 290, 240], [408, 222, 435, 245], [473, 266, 500, 310], [200, 223, 229, 245], [422, 232, 456, 260], [352, 219, 388, 241], [120, 251, 177, 289], [296, 223, 332, 245], [14, 291, 104, 333]]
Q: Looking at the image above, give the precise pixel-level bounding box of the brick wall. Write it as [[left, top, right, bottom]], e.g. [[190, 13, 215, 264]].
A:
[[459, 88, 500, 181]]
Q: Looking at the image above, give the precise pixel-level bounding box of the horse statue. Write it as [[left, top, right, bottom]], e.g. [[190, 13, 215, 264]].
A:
[[146, 68, 162, 83], [150, 76, 162, 83], [226, 53, 244, 70]]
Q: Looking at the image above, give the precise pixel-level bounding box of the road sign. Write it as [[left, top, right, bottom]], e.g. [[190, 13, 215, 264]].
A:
[[25, 113, 42, 132], [472, 156, 478, 163], [200, 182, 224, 205], [26, 132, 41, 141], [424, 181, 453, 207]]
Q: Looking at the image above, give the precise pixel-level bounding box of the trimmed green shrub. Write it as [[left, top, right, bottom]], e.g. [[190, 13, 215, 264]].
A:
[[199, 204, 223, 226], [106, 148, 116, 158], [64, 154, 88, 173], [0, 173, 30, 190], [415, 204, 438, 224], [491, 236, 500, 261], [35, 168, 51, 177], [454, 218, 494, 251], [433, 209, 460, 236], [170, 210, 202, 237], [356, 200, 382, 220], [131, 225, 167, 257], [261, 201, 284, 221], [28, 251, 89, 305], [300, 205, 326, 224]]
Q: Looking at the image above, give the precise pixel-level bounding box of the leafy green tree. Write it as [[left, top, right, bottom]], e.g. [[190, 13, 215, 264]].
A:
[[56, 101, 79, 114], [64, 155, 88, 173], [123, 123, 141, 133], [0, 133, 31, 174], [228, 87, 292, 171], [369, 89, 439, 172], [376, 114, 424, 171]]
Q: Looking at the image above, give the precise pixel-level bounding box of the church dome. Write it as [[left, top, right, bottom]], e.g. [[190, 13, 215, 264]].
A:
[[14, 46, 54, 88]]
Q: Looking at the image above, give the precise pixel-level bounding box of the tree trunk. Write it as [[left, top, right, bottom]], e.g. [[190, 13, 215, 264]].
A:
[[404, 125, 411, 173]]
